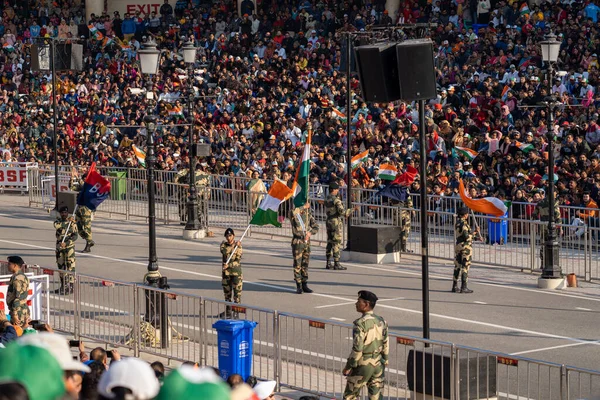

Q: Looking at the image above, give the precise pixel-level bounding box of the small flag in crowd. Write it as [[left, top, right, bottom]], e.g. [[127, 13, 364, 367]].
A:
[[454, 146, 478, 161], [250, 180, 293, 227], [377, 163, 397, 180], [2, 43, 14, 52], [351, 150, 369, 170], [88, 24, 104, 40], [519, 3, 530, 16], [132, 144, 146, 167], [392, 165, 418, 186], [168, 105, 184, 117], [501, 85, 510, 101], [101, 36, 114, 48], [458, 179, 508, 217], [515, 141, 534, 153], [331, 108, 346, 120], [291, 130, 312, 208], [76, 163, 111, 211]]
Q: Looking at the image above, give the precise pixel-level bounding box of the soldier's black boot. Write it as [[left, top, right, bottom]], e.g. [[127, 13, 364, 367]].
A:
[[301, 282, 313, 293], [326, 258, 333, 269], [219, 306, 232, 319], [64, 283, 74, 295], [53, 277, 65, 294], [82, 240, 94, 253], [333, 262, 347, 271], [296, 282, 303, 294], [401, 244, 414, 253], [451, 281, 460, 293], [460, 281, 473, 294]]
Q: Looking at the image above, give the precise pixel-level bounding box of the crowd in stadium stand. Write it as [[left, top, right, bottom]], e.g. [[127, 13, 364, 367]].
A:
[[1, 0, 600, 220]]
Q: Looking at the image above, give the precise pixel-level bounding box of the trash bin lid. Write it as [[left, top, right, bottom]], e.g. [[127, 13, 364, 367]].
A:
[[212, 320, 258, 331]]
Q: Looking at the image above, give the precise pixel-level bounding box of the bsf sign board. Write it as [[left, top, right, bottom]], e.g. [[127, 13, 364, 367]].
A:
[[0, 162, 35, 191], [0, 274, 49, 322], [107, 0, 176, 17], [41, 176, 71, 204]]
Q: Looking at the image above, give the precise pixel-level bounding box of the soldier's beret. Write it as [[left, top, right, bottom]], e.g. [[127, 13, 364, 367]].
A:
[[358, 290, 378, 306], [59, 206, 69, 213], [224, 228, 235, 237], [329, 181, 339, 190], [457, 207, 469, 216], [7, 256, 24, 266]]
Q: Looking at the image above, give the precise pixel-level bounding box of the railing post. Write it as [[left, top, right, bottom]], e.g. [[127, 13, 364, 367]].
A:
[[74, 272, 81, 339], [133, 285, 140, 358], [452, 344, 459, 400], [198, 297, 204, 366], [587, 227, 592, 282], [163, 182, 169, 224], [274, 311, 281, 391], [126, 176, 131, 221], [562, 364, 567, 400], [201, 298, 207, 366], [530, 221, 536, 273]]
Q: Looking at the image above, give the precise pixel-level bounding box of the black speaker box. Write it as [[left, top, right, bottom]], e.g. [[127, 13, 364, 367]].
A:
[[31, 43, 82, 71], [407, 348, 497, 399], [354, 43, 401, 103], [396, 39, 437, 101], [57, 191, 78, 213], [193, 143, 211, 158], [348, 224, 402, 254]]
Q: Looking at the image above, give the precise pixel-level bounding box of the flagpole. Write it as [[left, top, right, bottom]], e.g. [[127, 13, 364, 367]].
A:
[[61, 204, 78, 244], [225, 224, 251, 265], [345, 31, 353, 252], [469, 210, 483, 241]]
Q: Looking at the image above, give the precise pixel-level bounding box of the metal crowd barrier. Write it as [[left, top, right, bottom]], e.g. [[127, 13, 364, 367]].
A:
[[14, 264, 600, 399]]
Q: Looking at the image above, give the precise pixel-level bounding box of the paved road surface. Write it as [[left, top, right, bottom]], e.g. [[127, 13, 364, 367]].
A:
[[1, 197, 600, 375]]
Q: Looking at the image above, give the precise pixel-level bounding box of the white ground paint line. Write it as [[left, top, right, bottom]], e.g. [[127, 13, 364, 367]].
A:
[[48, 295, 130, 315], [21, 214, 600, 303], [314, 302, 355, 309], [473, 301, 488, 305], [2, 238, 598, 347], [576, 307, 592, 311], [330, 317, 345, 321], [510, 340, 600, 356]]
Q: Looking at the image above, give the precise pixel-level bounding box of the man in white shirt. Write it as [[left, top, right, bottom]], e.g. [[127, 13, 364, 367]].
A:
[[284, 120, 302, 146]]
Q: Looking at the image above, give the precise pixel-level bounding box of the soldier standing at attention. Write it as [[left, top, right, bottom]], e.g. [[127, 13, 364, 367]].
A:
[[176, 162, 211, 227], [6, 256, 29, 328], [54, 206, 78, 295], [290, 201, 319, 294], [397, 192, 414, 253], [533, 190, 561, 269], [220, 228, 243, 318], [453, 207, 478, 293], [343, 290, 389, 400], [325, 181, 356, 270], [70, 169, 94, 253]]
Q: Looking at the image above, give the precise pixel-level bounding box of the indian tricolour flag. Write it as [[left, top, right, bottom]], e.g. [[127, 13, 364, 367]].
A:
[[250, 180, 293, 227], [459, 179, 508, 217], [2, 43, 14, 52], [331, 108, 346, 120], [515, 141, 534, 153], [454, 146, 478, 161], [132, 144, 146, 167], [291, 130, 312, 208], [351, 150, 369, 170], [520, 3, 530, 16], [378, 163, 397, 180]]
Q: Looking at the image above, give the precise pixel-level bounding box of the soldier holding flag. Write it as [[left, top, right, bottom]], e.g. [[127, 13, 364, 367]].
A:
[[54, 206, 78, 295], [70, 168, 95, 253]]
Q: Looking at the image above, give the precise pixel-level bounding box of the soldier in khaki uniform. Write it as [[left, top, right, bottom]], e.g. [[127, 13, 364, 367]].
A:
[[54, 206, 78, 295], [220, 228, 243, 318], [70, 169, 95, 253], [290, 201, 319, 294], [343, 290, 389, 400], [6, 255, 29, 328], [453, 207, 478, 293], [532, 191, 561, 269], [391, 192, 414, 253], [175, 163, 211, 227], [325, 182, 355, 270]]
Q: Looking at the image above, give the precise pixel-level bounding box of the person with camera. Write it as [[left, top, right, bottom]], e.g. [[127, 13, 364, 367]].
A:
[[6, 255, 29, 328]]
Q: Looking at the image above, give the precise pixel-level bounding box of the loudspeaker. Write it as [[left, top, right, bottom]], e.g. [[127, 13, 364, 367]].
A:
[[395, 39, 437, 101], [193, 144, 211, 158], [354, 43, 401, 103], [57, 191, 78, 214], [31, 43, 83, 71]]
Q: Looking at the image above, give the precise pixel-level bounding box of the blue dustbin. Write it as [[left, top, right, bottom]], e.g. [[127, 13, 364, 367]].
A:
[[487, 212, 508, 245], [212, 319, 257, 381]]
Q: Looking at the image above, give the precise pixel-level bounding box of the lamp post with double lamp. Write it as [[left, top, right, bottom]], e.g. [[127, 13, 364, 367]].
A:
[[539, 32, 563, 285], [181, 39, 201, 237], [138, 38, 170, 347]]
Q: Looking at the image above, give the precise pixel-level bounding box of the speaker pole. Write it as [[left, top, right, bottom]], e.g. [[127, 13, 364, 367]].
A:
[[418, 99, 430, 342], [51, 38, 60, 212], [345, 32, 353, 252]]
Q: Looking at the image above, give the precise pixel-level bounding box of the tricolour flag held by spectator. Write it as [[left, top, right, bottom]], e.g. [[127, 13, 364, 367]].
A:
[[351, 150, 369, 169], [250, 180, 293, 227], [2, 43, 13, 52], [331, 108, 346, 120], [459, 179, 508, 217], [515, 141, 534, 153], [291, 130, 312, 208], [454, 146, 478, 161], [501, 85, 510, 101], [77, 163, 111, 211], [132, 144, 146, 167], [520, 3, 530, 16], [378, 164, 397, 180]]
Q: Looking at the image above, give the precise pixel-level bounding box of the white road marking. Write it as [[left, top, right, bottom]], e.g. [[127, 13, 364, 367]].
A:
[[330, 317, 345, 322], [315, 302, 355, 309], [576, 307, 592, 311], [510, 340, 600, 356], [473, 301, 488, 305], [0, 239, 598, 348]]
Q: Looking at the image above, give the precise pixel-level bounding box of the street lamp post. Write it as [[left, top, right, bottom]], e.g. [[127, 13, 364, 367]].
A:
[[182, 39, 200, 233], [540, 33, 562, 280]]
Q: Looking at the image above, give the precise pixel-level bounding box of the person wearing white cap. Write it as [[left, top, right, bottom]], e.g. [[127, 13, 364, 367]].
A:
[[253, 380, 277, 399], [97, 357, 160, 400], [19, 333, 91, 398]]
